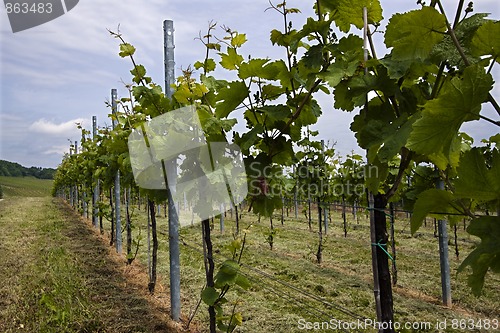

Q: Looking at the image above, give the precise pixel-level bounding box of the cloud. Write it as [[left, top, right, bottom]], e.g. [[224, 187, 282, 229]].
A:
[[0, 113, 23, 122], [2, 0, 499, 170], [42, 144, 72, 155], [29, 118, 85, 135]]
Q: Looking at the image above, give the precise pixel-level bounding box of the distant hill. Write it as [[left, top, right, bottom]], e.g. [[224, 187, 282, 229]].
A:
[[0, 160, 56, 179], [0, 176, 53, 197]]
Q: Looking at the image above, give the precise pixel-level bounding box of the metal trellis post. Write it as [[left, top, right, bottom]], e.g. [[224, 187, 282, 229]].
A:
[[164, 19, 181, 322], [437, 178, 452, 306], [111, 88, 122, 254], [92, 116, 100, 229]]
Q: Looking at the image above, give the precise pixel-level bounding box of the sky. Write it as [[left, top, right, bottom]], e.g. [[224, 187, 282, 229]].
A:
[[1, 0, 499, 168]]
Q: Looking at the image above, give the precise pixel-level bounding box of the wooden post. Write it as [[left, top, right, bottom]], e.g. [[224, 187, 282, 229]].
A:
[[365, 7, 384, 330]]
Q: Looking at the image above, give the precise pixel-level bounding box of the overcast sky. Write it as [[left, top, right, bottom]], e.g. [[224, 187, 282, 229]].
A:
[[1, 0, 499, 168]]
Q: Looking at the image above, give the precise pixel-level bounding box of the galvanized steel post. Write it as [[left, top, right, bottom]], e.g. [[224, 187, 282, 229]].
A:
[[437, 178, 452, 306], [164, 19, 181, 322], [92, 116, 100, 229], [111, 88, 122, 254]]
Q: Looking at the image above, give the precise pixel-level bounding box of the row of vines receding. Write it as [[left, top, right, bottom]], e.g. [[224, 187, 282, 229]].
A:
[[52, 0, 499, 332]]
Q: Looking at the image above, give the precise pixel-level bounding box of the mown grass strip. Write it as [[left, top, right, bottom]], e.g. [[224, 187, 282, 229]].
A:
[[0, 196, 186, 333]]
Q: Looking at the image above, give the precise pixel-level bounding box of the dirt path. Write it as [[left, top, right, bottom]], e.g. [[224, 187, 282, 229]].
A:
[[0, 196, 198, 333]]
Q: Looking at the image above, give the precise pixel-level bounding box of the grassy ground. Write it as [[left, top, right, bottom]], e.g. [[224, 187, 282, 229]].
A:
[[0, 194, 191, 333], [0, 176, 53, 197], [2, 174, 498, 332], [109, 201, 499, 333]]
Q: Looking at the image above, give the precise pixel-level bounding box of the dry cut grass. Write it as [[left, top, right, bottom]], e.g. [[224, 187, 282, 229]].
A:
[[0, 196, 199, 333]]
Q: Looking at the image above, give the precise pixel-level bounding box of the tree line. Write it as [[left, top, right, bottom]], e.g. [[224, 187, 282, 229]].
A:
[[0, 160, 55, 179]]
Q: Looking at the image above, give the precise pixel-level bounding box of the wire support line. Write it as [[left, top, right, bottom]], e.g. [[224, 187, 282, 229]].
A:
[[179, 237, 334, 320], [178, 236, 350, 331], [178, 234, 367, 323], [280, 200, 487, 219], [239, 258, 367, 321]]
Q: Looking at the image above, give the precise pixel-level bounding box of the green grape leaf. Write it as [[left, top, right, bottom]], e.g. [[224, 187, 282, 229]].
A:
[[214, 260, 240, 288], [300, 17, 331, 37], [219, 259, 240, 274], [385, 7, 446, 61], [238, 59, 271, 79], [270, 29, 285, 46], [487, 133, 500, 145], [259, 105, 292, 123], [333, 80, 356, 111], [410, 189, 456, 234], [333, 69, 397, 111], [407, 65, 493, 169], [252, 195, 283, 217], [219, 48, 244, 70], [425, 136, 462, 170], [207, 43, 221, 51], [262, 60, 289, 82], [270, 61, 294, 90], [268, 137, 295, 165], [119, 43, 136, 57], [318, 0, 336, 12], [130, 65, 146, 84], [319, 61, 359, 87], [198, 110, 237, 137], [379, 57, 412, 79], [201, 286, 220, 306], [337, 34, 365, 54], [219, 118, 237, 131], [236, 124, 263, 152], [334, 0, 383, 33], [235, 274, 251, 290], [431, 13, 489, 67], [472, 20, 500, 62], [454, 148, 500, 202], [354, 115, 416, 163], [227, 239, 242, 253], [296, 98, 322, 126], [458, 216, 500, 296], [215, 81, 248, 118], [320, 35, 364, 86], [303, 44, 325, 69], [231, 33, 247, 47], [172, 85, 190, 104], [288, 123, 302, 141], [194, 59, 216, 73], [231, 312, 244, 326], [261, 84, 285, 101], [194, 61, 203, 70], [201, 75, 228, 91]]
